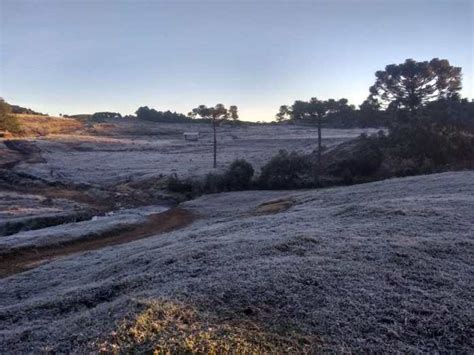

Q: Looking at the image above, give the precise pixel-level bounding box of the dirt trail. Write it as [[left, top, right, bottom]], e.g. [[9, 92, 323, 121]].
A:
[[0, 207, 195, 278]]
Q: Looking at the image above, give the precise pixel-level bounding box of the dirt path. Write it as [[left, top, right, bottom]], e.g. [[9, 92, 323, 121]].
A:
[[0, 207, 196, 278]]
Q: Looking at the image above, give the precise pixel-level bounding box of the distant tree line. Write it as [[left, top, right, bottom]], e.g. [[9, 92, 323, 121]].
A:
[[135, 106, 190, 122], [277, 101, 388, 128], [63, 114, 93, 120], [10, 104, 46, 116], [92, 112, 122, 120]]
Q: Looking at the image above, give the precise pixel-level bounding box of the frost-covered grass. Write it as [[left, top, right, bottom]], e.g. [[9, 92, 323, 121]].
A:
[[0, 191, 89, 236], [0, 171, 472, 353], [12, 122, 379, 185], [0, 205, 168, 252]]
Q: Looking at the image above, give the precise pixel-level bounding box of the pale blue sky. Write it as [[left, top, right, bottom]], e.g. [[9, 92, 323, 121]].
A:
[[1, 0, 472, 121]]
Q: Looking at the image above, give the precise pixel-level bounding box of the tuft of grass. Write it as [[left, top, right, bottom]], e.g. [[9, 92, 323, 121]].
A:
[[98, 299, 318, 354]]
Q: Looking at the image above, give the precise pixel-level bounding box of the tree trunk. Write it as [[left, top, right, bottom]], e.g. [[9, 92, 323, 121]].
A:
[[213, 120, 217, 168], [317, 118, 322, 174]]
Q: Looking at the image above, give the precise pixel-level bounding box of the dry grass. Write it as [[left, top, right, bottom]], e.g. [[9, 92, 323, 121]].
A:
[[14, 114, 83, 136], [254, 198, 295, 215], [98, 299, 318, 354]]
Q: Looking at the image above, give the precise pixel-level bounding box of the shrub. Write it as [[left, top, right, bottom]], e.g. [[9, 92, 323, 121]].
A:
[[258, 150, 312, 189], [224, 159, 254, 190], [166, 159, 256, 196], [166, 174, 195, 194], [203, 159, 255, 193], [383, 157, 419, 177], [333, 134, 384, 178], [203, 172, 227, 193], [387, 123, 474, 167], [341, 168, 354, 185]]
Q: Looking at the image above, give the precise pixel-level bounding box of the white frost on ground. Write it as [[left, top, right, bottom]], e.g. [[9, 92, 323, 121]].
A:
[[0, 191, 88, 236], [12, 123, 380, 185], [0, 192, 79, 220], [0, 205, 168, 252], [0, 171, 473, 352]]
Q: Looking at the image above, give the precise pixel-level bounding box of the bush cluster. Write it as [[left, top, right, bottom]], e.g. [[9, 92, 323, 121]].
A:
[[332, 120, 474, 180], [167, 152, 316, 197], [257, 150, 313, 189], [330, 132, 385, 183], [167, 159, 255, 196], [203, 159, 255, 193], [387, 123, 474, 168]]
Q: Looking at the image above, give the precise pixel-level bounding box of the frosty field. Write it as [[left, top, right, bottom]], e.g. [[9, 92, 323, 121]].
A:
[[5, 120, 379, 185], [0, 120, 472, 353], [0, 171, 473, 352]]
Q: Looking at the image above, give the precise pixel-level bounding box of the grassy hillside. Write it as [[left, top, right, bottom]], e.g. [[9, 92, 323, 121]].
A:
[[0, 171, 472, 353], [13, 114, 83, 136]]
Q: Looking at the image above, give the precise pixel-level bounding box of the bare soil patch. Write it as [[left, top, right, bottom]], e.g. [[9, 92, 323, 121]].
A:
[[0, 207, 195, 278]]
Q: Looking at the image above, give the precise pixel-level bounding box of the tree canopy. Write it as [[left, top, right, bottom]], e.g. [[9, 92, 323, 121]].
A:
[[276, 98, 351, 123], [276, 97, 351, 171], [188, 104, 238, 123], [229, 105, 239, 121], [368, 58, 462, 112]]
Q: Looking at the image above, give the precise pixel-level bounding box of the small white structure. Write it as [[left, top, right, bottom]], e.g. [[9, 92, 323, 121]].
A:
[[183, 132, 199, 141]]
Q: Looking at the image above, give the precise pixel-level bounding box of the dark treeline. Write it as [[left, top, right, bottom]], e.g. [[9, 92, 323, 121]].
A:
[[135, 106, 190, 122], [64, 108, 191, 122], [9, 104, 46, 116], [277, 102, 389, 128], [277, 95, 474, 130], [277, 58, 474, 131], [91, 112, 122, 120]]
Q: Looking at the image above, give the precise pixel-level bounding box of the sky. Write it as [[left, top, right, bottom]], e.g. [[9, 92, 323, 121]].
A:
[[0, 0, 472, 121]]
